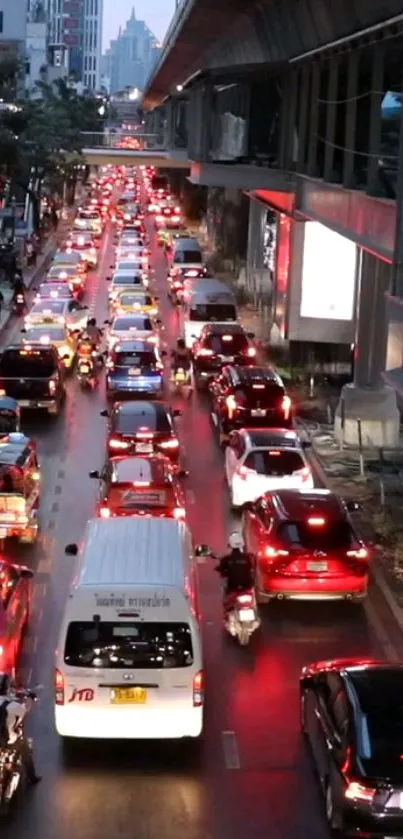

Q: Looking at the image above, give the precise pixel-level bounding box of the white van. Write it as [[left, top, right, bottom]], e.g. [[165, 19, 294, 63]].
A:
[[55, 517, 203, 740], [172, 237, 203, 270], [182, 279, 237, 347]]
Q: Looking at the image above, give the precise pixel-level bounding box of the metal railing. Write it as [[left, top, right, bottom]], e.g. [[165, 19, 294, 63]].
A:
[[80, 132, 166, 151]]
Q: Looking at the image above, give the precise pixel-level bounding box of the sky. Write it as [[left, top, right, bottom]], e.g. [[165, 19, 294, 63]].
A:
[[102, 0, 175, 51]]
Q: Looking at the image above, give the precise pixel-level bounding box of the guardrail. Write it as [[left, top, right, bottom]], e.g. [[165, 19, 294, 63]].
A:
[[80, 132, 166, 151]]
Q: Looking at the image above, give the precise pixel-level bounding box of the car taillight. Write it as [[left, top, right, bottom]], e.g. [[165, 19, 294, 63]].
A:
[[173, 507, 186, 519], [282, 395, 292, 419], [193, 670, 204, 707], [55, 668, 65, 705], [49, 379, 57, 395], [264, 545, 289, 559], [100, 507, 111, 518], [345, 781, 376, 803], [346, 548, 368, 560], [159, 438, 179, 449], [246, 347, 256, 357], [237, 593, 253, 604], [295, 466, 312, 483], [109, 438, 129, 450], [226, 394, 237, 418]]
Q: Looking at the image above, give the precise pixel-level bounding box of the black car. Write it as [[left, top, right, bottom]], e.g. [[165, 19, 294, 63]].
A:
[[102, 400, 181, 464], [300, 658, 403, 837], [0, 344, 65, 415], [209, 365, 292, 438], [192, 323, 256, 387]]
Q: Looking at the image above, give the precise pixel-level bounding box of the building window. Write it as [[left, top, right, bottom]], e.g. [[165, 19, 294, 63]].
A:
[[0, 12, 3, 34]]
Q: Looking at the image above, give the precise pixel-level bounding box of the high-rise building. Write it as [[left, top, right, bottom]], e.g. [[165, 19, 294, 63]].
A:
[[43, 0, 102, 90], [104, 8, 160, 95], [83, 0, 102, 90]]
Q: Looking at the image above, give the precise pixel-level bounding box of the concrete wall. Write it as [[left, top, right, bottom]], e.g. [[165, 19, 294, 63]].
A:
[[0, 0, 27, 42]]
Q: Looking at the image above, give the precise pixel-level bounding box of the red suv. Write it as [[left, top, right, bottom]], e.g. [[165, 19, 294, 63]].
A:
[[242, 488, 369, 602]]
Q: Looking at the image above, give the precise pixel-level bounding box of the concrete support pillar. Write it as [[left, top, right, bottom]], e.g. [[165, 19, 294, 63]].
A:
[[334, 250, 399, 447]]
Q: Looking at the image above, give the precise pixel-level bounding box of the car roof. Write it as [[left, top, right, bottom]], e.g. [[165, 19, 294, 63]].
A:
[[202, 323, 244, 335], [267, 488, 347, 521], [227, 365, 283, 387], [243, 428, 300, 448], [0, 433, 33, 466], [113, 313, 150, 323], [4, 342, 59, 356], [31, 299, 67, 310], [115, 400, 167, 418], [174, 237, 200, 249], [111, 457, 172, 484], [113, 339, 156, 352]]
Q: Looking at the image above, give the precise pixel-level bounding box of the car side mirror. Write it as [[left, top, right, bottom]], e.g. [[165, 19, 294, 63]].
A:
[[65, 543, 78, 556], [247, 331, 255, 339], [106, 276, 112, 281], [160, 350, 167, 357], [195, 544, 212, 557], [346, 500, 360, 512], [100, 409, 108, 417], [172, 409, 182, 417], [20, 568, 34, 579], [104, 319, 110, 325], [302, 440, 312, 448], [89, 470, 99, 479], [242, 502, 255, 512], [154, 296, 159, 301], [178, 468, 189, 478], [20, 327, 26, 333]]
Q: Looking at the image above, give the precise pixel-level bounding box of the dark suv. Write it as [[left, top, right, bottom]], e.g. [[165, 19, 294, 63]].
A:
[[210, 365, 292, 438], [0, 344, 65, 415], [193, 323, 256, 387]]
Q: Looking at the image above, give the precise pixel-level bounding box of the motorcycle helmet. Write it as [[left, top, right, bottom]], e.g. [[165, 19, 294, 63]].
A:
[[228, 531, 244, 550], [176, 338, 186, 350], [87, 317, 96, 328], [0, 673, 11, 696]]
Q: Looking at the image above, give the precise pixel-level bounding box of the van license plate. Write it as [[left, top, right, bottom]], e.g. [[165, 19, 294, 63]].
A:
[[251, 409, 266, 417], [128, 368, 141, 376], [136, 443, 152, 453], [18, 401, 31, 407], [308, 561, 328, 572], [239, 608, 255, 622], [110, 687, 147, 704]]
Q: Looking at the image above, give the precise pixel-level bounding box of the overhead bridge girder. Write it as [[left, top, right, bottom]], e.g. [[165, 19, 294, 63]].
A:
[[81, 148, 191, 168]]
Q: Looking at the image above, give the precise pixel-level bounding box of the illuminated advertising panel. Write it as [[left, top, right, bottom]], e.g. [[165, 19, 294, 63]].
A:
[[300, 222, 357, 321]]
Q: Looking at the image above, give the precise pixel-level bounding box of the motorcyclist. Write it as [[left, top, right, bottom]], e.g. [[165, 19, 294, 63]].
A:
[[77, 318, 102, 360], [11, 276, 25, 301], [0, 673, 40, 784], [216, 532, 254, 613], [171, 338, 191, 372], [85, 317, 103, 346]]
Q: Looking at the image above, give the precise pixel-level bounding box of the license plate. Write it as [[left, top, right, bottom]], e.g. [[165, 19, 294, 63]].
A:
[[129, 367, 141, 376], [18, 400, 31, 407], [251, 409, 266, 417], [220, 356, 234, 362], [307, 561, 328, 572], [238, 608, 255, 622], [0, 528, 7, 538], [136, 443, 152, 453], [110, 687, 147, 704], [79, 365, 90, 373], [43, 318, 54, 323]]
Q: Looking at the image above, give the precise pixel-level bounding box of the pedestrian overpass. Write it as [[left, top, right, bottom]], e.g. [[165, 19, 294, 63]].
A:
[[80, 132, 190, 168]]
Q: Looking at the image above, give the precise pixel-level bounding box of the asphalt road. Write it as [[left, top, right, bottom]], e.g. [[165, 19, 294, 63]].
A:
[[1, 204, 401, 839]]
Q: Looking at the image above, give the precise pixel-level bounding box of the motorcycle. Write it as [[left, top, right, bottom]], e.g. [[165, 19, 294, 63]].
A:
[[0, 688, 37, 816], [76, 355, 96, 388], [171, 366, 192, 398], [12, 294, 25, 316], [223, 589, 260, 646], [168, 280, 184, 305]]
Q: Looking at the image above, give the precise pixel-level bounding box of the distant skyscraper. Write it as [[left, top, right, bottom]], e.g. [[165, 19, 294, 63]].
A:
[[104, 7, 160, 95], [44, 0, 102, 90]]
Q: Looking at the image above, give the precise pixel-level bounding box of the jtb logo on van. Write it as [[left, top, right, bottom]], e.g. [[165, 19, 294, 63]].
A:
[[68, 687, 94, 703]]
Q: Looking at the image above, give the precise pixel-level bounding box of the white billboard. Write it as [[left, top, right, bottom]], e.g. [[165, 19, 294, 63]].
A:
[[300, 222, 357, 321]]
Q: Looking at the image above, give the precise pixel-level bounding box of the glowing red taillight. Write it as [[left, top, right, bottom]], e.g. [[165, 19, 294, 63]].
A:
[[346, 547, 368, 560], [264, 545, 289, 560], [55, 668, 65, 705], [193, 670, 204, 707], [109, 438, 129, 450], [282, 395, 292, 419], [197, 348, 213, 357], [159, 438, 179, 450], [100, 507, 111, 518], [247, 347, 256, 358], [173, 507, 186, 519], [226, 394, 237, 418], [345, 781, 376, 803]]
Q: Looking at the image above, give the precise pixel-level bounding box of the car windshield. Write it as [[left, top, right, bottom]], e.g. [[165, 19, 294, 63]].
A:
[[113, 317, 152, 330], [77, 211, 100, 220], [54, 254, 79, 264], [0, 349, 56, 378], [114, 351, 156, 367], [244, 450, 305, 475], [33, 301, 65, 314], [39, 286, 71, 299], [24, 326, 65, 342], [113, 275, 142, 285], [208, 333, 248, 353], [64, 621, 194, 668], [117, 262, 142, 271], [190, 304, 236, 322], [277, 520, 355, 551]]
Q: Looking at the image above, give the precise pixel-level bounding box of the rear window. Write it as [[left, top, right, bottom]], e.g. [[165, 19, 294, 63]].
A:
[[77, 211, 100, 220], [34, 301, 64, 314], [190, 304, 236, 322], [207, 333, 248, 353], [0, 349, 57, 378], [25, 326, 65, 342], [115, 409, 170, 434], [175, 250, 202, 264], [119, 295, 150, 307], [48, 267, 76, 278], [113, 351, 156, 367], [114, 317, 152, 330], [117, 262, 142, 271], [113, 275, 142, 285], [236, 382, 284, 408], [64, 621, 193, 668], [277, 520, 355, 551], [244, 450, 304, 475]]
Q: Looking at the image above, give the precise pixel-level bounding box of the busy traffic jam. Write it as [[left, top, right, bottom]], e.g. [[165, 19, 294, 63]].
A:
[[0, 165, 402, 839]]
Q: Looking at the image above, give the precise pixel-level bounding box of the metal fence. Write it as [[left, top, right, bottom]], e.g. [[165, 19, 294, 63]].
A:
[[80, 132, 165, 151]]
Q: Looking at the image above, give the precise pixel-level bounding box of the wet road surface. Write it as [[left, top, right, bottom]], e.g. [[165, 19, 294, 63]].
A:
[[0, 203, 401, 839]]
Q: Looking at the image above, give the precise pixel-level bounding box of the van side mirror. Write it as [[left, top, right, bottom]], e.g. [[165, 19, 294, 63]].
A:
[[20, 568, 34, 579], [195, 544, 212, 557], [89, 470, 99, 479], [20, 328, 26, 333], [247, 331, 255, 339], [100, 409, 108, 417], [65, 543, 78, 556]]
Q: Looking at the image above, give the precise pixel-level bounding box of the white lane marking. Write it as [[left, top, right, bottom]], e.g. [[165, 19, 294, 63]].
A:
[[364, 596, 400, 661], [186, 489, 196, 504], [222, 730, 241, 769], [26, 668, 32, 686], [37, 556, 52, 574]]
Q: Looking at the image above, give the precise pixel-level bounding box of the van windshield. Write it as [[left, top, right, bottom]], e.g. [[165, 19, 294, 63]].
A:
[[189, 304, 236, 322], [64, 621, 194, 668]]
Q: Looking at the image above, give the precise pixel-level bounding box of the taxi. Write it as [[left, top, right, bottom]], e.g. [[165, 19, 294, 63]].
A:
[[52, 250, 86, 275], [88, 455, 186, 519], [45, 265, 85, 297], [35, 283, 73, 303], [25, 298, 89, 332], [20, 323, 77, 369], [0, 432, 41, 544], [64, 231, 98, 267], [112, 289, 159, 316], [0, 558, 33, 677], [108, 271, 148, 302], [105, 314, 162, 350]]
